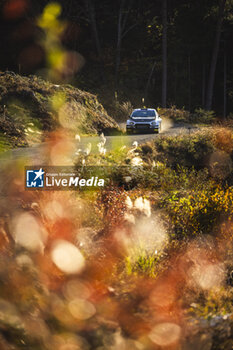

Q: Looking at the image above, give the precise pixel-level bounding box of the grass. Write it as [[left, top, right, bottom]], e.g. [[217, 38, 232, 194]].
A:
[[125, 250, 163, 278], [0, 133, 11, 153]]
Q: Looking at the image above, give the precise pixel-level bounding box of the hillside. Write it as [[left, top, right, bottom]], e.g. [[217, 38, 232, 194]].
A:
[[0, 72, 119, 150]]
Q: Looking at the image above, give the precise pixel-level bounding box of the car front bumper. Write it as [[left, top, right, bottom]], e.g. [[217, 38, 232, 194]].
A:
[[126, 123, 159, 132]]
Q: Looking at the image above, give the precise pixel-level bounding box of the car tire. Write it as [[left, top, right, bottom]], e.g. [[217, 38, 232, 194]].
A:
[[156, 124, 161, 134], [126, 130, 132, 135]]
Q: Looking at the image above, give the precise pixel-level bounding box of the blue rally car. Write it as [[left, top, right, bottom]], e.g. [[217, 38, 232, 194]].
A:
[[126, 108, 162, 134]]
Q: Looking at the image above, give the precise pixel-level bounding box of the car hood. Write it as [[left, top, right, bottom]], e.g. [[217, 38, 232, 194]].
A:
[[131, 117, 155, 122]]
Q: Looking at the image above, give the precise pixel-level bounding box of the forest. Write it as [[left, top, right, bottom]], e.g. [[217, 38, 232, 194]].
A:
[[0, 0, 233, 116]]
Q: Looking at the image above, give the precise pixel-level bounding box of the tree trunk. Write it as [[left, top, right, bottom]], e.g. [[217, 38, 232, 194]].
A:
[[145, 60, 156, 101], [202, 62, 206, 107], [162, 0, 167, 108], [188, 54, 191, 110], [223, 43, 227, 118], [89, 0, 102, 58], [83, 0, 105, 81], [115, 0, 125, 90], [174, 61, 177, 103], [205, 0, 226, 110], [115, 6, 122, 88], [83, 0, 101, 57], [114, 0, 138, 91]]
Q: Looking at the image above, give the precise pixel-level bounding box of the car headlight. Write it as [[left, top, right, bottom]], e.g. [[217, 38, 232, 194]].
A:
[[150, 121, 156, 126], [129, 122, 135, 125]]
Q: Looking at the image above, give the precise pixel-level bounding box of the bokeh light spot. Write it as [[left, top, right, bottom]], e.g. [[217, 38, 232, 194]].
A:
[[51, 240, 85, 274], [191, 263, 225, 290], [3, 0, 28, 19], [68, 298, 96, 320], [149, 323, 181, 346], [12, 212, 47, 253]]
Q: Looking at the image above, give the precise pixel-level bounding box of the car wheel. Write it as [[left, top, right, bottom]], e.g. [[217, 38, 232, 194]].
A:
[[126, 130, 132, 135], [156, 124, 161, 134]]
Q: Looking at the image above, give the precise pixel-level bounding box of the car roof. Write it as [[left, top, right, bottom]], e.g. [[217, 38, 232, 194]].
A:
[[133, 108, 155, 111]]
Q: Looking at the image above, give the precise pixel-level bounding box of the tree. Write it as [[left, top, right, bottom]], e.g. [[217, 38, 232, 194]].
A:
[[82, 0, 102, 59], [115, 0, 138, 90], [161, 0, 167, 108], [205, 0, 226, 110]]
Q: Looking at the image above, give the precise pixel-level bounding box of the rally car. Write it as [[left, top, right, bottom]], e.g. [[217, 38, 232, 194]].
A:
[[126, 108, 162, 134]]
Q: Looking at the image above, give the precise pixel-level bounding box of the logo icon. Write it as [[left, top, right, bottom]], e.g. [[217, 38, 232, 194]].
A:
[[26, 168, 45, 188]]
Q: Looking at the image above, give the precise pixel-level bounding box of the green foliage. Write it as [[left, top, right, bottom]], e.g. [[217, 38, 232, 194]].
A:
[[154, 131, 215, 168], [189, 289, 233, 321], [109, 100, 133, 122], [158, 165, 233, 237], [159, 106, 190, 122], [154, 107, 216, 125], [125, 251, 161, 277], [0, 132, 11, 153], [191, 108, 216, 124]]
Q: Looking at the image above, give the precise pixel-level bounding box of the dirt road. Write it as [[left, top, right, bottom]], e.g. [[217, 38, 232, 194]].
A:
[[0, 119, 198, 164]]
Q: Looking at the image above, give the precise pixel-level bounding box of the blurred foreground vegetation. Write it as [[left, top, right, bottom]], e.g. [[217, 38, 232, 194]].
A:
[[1, 127, 233, 349]]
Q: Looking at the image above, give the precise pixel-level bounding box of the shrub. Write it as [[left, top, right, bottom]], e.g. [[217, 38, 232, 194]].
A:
[[158, 106, 217, 125], [164, 182, 233, 237], [0, 132, 11, 152], [125, 251, 162, 277], [159, 106, 190, 122], [111, 100, 133, 122], [97, 186, 128, 233], [213, 128, 233, 154], [154, 132, 215, 169], [191, 108, 216, 124]]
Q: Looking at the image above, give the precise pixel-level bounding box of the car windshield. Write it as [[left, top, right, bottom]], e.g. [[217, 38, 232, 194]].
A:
[[131, 110, 156, 117]]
